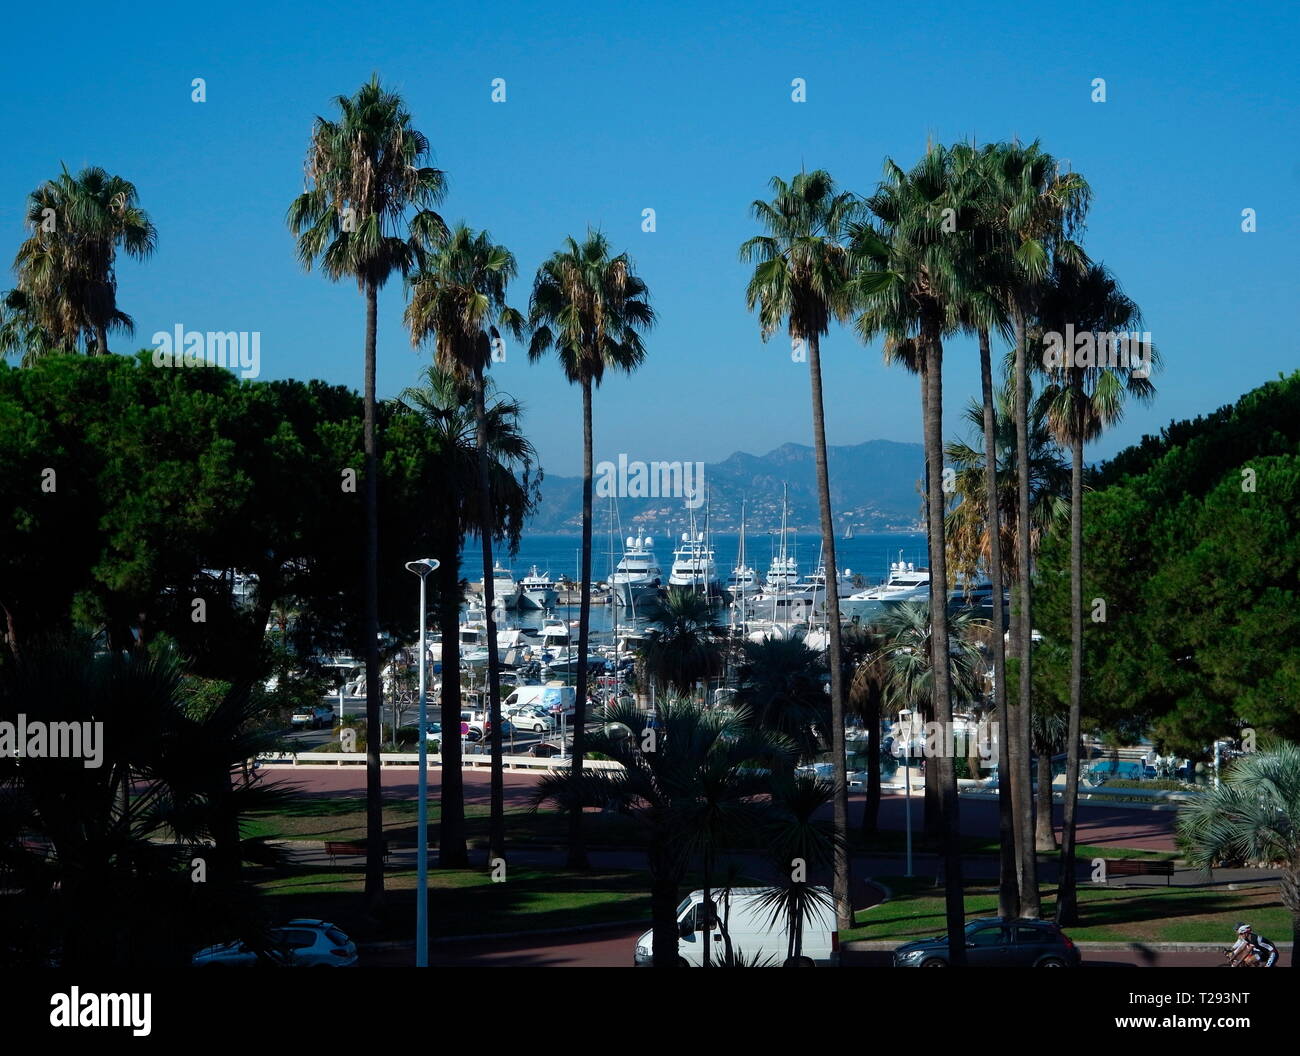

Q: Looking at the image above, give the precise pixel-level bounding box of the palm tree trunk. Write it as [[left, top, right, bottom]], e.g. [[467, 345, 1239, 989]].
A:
[[1056, 397, 1085, 924], [436, 540, 469, 867], [650, 830, 679, 967], [920, 323, 965, 965], [474, 369, 506, 860], [979, 327, 1018, 918], [567, 377, 593, 869], [94, 323, 109, 356], [862, 690, 881, 834], [701, 849, 713, 968], [1035, 747, 1057, 850], [1011, 307, 1040, 917], [805, 331, 852, 931], [362, 277, 385, 913]]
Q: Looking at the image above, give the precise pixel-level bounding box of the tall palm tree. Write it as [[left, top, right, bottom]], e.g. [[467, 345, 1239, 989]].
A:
[[981, 142, 1089, 918], [12, 164, 156, 355], [947, 140, 1019, 915], [741, 169, 858, 930], [287, 76, 447, 909], [528, 230, 654, 868], [1037, 261, 1153, 924], [1178, 742, 1300, 965], [397, 366, 539, 866], [531, 697, 787, 966], [406, 225, 528, 860], [639, 586, 723, 699], [850, 145, 984, 954]]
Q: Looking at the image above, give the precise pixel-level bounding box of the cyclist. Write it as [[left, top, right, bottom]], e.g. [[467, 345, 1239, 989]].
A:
[[1229, 923, 1278, 967]]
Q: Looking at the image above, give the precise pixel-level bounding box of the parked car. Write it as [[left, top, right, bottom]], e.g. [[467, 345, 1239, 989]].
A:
[[892, 918, 1080, 967], [193, 920, 358, 967], [504, 705, 555, 733], [291, 705, 335, 730], [634, 887, 837, 967]]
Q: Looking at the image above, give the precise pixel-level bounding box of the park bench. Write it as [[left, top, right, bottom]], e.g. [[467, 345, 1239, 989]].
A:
[[1102, 858, 1175, 885], [324, 839, 390, 865]]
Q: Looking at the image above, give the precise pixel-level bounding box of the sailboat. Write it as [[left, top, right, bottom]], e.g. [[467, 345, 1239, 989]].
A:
[[844, 523, 855, 540], [725, 499, 760, 608]]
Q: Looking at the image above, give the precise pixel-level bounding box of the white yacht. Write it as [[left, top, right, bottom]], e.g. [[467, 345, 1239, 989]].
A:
[[668, 531, 721, 597], [519, 565, 559, 611], [610, 535, 663, 611], [806, 564, 857, 600], [478, 561, 521, 609], [764, 486, 802, 591], [840, 556, 931, 622]]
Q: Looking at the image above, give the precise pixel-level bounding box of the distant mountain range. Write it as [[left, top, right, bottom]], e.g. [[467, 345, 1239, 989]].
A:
[[528, 439, 926, 534]]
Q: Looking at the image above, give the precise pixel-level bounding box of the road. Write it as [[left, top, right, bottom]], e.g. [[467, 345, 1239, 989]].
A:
[[359, 926, 1244, 968], [262, 762, 1179, 851]]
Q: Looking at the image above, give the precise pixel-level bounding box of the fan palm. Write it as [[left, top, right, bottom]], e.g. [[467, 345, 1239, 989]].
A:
[[527, 230, 654, 868], [531, 697, 787, 967], [397, 366, 538, 866], [287, 76, 447, 908], [1035, 260, 1154, 924], [0, 637, 293, 969], [868, 601, 987, 847], [755, 774, 843, 963], [741, 169, 859, 930], [1177, 742, 1300, 965], [406, 226, 531, 860], [733, 635, 829, 766], [0, 288, 62, 366], [639, 586, 723, 699], [12, 164, 156, 357]]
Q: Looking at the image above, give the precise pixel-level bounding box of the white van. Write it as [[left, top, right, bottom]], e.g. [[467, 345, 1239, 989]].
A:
[[633, 886, 838, 967], [503, 684, 576, 717]]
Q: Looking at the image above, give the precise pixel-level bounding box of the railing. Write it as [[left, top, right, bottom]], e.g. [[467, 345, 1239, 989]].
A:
[[255, 751, 623, 771]]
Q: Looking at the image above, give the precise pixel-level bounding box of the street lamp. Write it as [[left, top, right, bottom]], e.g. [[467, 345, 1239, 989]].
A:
[[405, 558, 440, 968]]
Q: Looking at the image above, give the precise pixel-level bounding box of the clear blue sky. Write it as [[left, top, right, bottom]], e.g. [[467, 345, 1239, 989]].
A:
[[1, 1, 1296, 476]]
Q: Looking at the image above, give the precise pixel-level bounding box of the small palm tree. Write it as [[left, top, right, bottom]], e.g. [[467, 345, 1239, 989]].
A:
[[287, 76, 447, 908], [757, 774, 843, 964], [741, 169, 859, 930], [528, 230, 654, 868], [531, 697, 787, 967], [397, 367, 539, 866], [639, 587, 723, 699], [12, 164, 156, 356], [870, 602, 987, 845], [1177, 742, 1300, 966], [733, 636, 829, 767], [406, 225, 530, 861]]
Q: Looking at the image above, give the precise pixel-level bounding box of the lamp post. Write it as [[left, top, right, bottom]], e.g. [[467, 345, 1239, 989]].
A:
[[405, 558, 440, 968]]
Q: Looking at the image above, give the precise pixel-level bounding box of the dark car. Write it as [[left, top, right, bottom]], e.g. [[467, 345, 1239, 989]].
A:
[[893, 918, 1081, 967]]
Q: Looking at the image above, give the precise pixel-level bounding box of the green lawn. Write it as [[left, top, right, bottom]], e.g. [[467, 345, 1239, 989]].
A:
[[846, 875, 1288, 944]]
